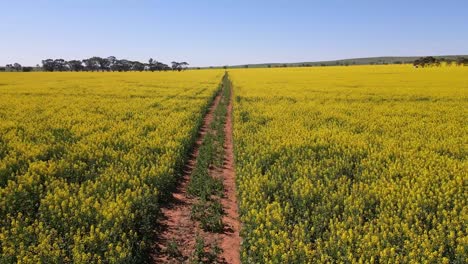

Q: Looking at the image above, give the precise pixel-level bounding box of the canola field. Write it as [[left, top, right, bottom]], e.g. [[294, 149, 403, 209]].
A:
[[230, 66, 467, 263], [0, 71, 223, 262]]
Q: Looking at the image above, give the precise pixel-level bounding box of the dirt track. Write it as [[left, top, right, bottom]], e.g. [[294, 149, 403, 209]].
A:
[[152, 79, 240, 263], [217, 82, 240, 264]]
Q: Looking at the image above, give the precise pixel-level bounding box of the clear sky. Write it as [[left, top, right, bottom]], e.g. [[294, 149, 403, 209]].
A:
[[1, 0, 467, 67]]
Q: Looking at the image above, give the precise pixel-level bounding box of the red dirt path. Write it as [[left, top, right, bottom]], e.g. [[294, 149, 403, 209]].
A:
[[152, 82, 240, 263], [217, 84, 241, 264], [152, 92, 222, 263]]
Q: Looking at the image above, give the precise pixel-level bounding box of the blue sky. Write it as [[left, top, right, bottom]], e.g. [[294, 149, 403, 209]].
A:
[[1, 0, 467, 67]]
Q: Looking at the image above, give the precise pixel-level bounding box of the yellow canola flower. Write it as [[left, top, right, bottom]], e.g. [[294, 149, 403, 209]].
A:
[[230, 65, 468, 263], [0, 70, 223, 262]]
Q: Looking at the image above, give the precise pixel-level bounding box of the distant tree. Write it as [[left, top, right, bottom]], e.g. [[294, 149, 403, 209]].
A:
[[22, 67, 33, 72], [171, 61, 188, 71], [111, 57, 130, 72], [82, 59, 92, 71], [413, 56, 438, 68], [121, 60, 133, 72], [67, 60, 84, 71], [42, 59, 55, 71], [83, 58, 100, 71], [171, 61, 180, 71], [110, 60, 122, 72], [148, 58, 167, 72], [112, 59, 132, 72], [267, 64, 272, 68], [88, 57, 110, 71], [148, 58, 155, 72], [180, 62, 189, 70], [107, 56, 117, 71], [157, 62, 170, 71], [53, 59, 68, 71], [131, 61, 145, 71], [244, 65, 249, 68], [223, 65, 228, 69], [456, 57, 468, 66], [13, 63, 22, 71], [5, 63, 22, 72]]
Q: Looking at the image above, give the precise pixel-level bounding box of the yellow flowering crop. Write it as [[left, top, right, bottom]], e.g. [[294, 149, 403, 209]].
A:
[[230, 65, 467, 263], [0, 71, 222, 262]]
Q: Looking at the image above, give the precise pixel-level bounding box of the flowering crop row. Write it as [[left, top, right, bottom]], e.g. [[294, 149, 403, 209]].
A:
[[0, 71, 222, 263], [230, 65, 467, 263]]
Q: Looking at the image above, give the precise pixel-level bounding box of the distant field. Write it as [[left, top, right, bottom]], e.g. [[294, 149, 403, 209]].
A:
[[230, 65, 467, 263], [210, 55, 468, 69], [0, 71, 223, 262]]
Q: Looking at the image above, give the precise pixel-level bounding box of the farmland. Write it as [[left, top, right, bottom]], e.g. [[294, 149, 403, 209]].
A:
[[0, 65, 467, 263], [0, 71, 223, 262], [230, 65, 467, 263]]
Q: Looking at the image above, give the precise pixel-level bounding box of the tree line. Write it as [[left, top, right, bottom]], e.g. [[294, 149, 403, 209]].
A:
[[413, 56, 468, 68], [3, 56, 468, 72], [1, 57, 189, 72], [2, 63, 34, 72]]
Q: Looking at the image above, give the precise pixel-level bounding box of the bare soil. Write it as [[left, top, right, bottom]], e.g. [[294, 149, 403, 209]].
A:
[[217, 85, 241, 264], [151, 92, 222, 263], [152, 83, 240, 263]]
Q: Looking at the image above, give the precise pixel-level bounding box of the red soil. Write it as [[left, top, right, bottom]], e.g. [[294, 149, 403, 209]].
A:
[[152, 92, 222, 263], [152, 83, 241, 263], [217, 84, 241, 264]]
